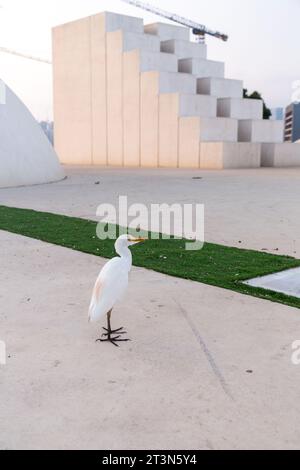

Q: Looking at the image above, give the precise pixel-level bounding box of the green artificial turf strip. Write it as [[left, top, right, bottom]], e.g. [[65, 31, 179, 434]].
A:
[[1, 204, 300, 309]]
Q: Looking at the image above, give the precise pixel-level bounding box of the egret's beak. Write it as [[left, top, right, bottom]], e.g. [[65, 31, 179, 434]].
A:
[[132, 237, 147, 243]]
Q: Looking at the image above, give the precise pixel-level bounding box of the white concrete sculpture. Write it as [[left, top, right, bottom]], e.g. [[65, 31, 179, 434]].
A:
[[0, 80, 64, 188], [52, 11, 300, 169]]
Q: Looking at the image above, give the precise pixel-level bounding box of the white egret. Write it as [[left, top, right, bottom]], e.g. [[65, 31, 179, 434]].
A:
[[89, 234, 146, 346]]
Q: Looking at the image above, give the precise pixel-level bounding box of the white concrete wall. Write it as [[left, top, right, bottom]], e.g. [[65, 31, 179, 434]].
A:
[[261, 143, 300, 167], [200, 142, 261, 169], [197, 78, 243, 98], [144, 22, 190, 41], [179, 94, 217, 118], [179, 58, 225, 79], [238, 120, 284, 143], [0, 81, 64, 188], [159, 72, 197, 94], [122, 31, 160, 52], [139, 51, 178, 72], [105, 11, 144, 33], [161, 39, 207, 59], [217, 98, 263, 120], [199, 117, 238, 142]]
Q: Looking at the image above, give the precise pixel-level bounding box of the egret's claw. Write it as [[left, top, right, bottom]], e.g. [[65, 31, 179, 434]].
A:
[[102, 330, 127, 337], [96, 334, 131, 347], [102, 326, 126, 335]]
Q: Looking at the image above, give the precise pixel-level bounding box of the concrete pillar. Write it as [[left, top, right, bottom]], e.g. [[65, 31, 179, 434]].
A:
[[53, 17, 93, 164], [158, 93, 179, 168], [123, 50, 141, 167], [90, 14, 108, 165], [140, 71, 159, 167], [179, 117, 201, 168], [107, 30, 124, 166]]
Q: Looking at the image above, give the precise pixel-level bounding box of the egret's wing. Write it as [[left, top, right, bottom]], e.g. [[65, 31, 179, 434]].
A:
[[88, 257, 129, 322]]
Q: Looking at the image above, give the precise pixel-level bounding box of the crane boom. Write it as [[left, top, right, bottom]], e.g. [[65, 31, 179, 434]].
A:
[[0, 46, 51, 64], [121, 0, 228, 41]]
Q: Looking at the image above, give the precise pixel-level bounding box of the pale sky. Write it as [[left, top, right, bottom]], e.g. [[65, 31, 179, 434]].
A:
[[0, 0, 299, 121]]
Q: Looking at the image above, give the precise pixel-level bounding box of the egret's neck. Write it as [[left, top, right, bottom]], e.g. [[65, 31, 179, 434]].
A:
[[116, 245, 132, 271]]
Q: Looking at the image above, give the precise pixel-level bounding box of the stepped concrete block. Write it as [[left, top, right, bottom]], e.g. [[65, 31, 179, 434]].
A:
[[145, 22, 190, 41], [54, 11, 285, 171], [138, 50, 178, 73], [121, 31, 160, 52], [197, 77, 243, 98], [179, 58, 225, 78], [218, 98, 263, 120], [200, 142, 261, 169], [161, 39, 207, 59], [238, 119, 284, 143], [179, 94, 217, 118], [261, 143, 300, 167], [159, 72, 197, 94], [179, 117, 201, 168], [104, 11, 144, 33], [199, 117, 238, 142]]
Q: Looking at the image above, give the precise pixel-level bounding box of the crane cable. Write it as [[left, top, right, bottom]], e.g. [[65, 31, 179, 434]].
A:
[[0, 46, 51, 64]]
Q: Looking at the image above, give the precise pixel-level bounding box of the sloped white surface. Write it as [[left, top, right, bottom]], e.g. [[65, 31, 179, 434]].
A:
[[0, 80, 64, 188], [244, 267, 300, 299]]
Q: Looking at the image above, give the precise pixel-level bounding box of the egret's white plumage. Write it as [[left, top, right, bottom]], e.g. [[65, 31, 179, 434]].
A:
[[89, 235, 145, 344]]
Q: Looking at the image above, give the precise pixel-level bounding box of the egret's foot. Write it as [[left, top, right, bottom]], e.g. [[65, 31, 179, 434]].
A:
[[96, 335, 131, 347], [102, 326, 127, 337]]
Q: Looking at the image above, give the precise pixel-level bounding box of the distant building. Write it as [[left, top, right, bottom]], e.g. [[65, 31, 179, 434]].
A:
[[284, 103, 300, 142], [270, 107, 284, 121]]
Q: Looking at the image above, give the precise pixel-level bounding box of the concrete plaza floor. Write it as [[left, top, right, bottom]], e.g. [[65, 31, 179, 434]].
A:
[[1, 165, 300, 257], [1, 166, 300, 449]]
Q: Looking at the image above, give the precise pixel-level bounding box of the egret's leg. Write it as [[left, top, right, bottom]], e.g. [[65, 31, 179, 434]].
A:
[[96, 310, 130, 346], [102, 310, 127, 335]]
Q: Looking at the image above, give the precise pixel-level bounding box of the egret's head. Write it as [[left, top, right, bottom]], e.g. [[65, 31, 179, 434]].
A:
[[115, 234, 146, 253]]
